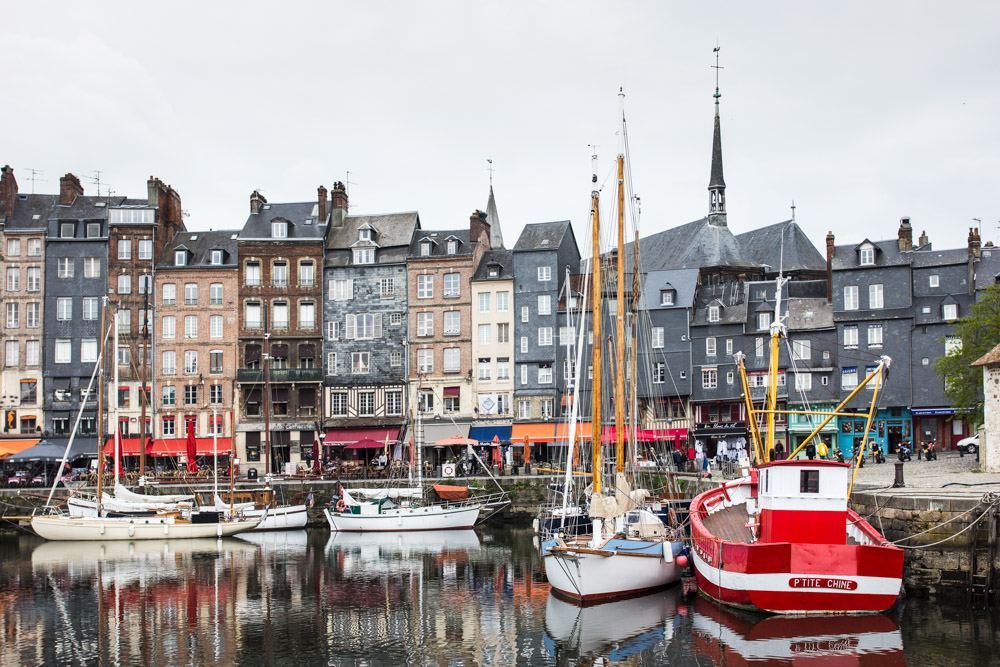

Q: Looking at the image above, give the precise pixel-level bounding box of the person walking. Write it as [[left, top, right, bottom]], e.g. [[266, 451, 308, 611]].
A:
[[805, 442, 817, 460]]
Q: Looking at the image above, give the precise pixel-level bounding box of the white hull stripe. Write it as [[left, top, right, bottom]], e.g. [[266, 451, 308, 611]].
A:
[[692, 550, 902, 597]]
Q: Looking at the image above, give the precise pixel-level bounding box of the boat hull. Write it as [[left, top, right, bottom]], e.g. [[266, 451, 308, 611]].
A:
[[68, 495, 191, 517], [323, 504, 480, 532], [543, 539, 683, 605], [30, 515, 259, 541], [240, 504, 309, 531]]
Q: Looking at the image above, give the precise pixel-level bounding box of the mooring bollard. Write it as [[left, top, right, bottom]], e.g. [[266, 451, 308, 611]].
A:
[[893, 461, 905, 488]]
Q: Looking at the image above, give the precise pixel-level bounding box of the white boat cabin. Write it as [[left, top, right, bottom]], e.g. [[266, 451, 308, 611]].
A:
[[756, 460, 851, 545]]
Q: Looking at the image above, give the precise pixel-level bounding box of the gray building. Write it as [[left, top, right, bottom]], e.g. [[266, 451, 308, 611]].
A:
[[322, 183, 419, 447], [511, 221, 580, 427]]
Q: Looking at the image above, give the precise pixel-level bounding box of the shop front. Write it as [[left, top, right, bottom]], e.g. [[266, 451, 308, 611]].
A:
[[692, 422, 749, 461], [835, 408, 912, 457], [787, 404, 838, 454], [912, 408, 972, 450]]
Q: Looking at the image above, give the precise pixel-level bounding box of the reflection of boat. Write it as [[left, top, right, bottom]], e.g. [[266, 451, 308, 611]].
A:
[[30, 537, 257, 570], [543, 591, 676, 661], [326, 529, 482, 555], [237, 529, 309, 550], [690, 596, 905, 665]]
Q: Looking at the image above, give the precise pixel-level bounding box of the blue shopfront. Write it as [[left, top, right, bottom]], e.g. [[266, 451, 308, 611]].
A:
[[835, 408, 912, 457]]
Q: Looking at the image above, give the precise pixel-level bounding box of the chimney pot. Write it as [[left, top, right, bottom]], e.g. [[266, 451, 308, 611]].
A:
[[58, 173, 84, 206], [897, 217, 913, 252], [0, 165, 17, 221], [317, 185, 328, 223], [825, 231, 835, 303], [331, 182, 348, 210], [918, 230, 929, 248], [250, 190, 267, 215]]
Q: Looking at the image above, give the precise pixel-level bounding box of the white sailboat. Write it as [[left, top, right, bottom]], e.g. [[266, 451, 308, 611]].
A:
[[541, 99, 685, 603], [323, 411, 481, 531]]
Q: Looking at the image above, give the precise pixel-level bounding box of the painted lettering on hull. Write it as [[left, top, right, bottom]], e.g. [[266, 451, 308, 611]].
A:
[[788, 577, 858, 591]]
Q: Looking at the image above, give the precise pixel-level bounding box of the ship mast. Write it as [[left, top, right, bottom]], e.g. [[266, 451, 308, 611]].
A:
[[589, 155, 604, 495], [614, 150, 627, 474], [765, 275, 787, 459], [96, 297, 107, 513]]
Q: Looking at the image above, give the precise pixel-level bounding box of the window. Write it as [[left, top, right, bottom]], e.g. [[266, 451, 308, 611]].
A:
[[386, 391, 403, 416], [359, 228, 372, 242], [184, 350, 198, 374], [725, 338, 733, 356], [117, 239, 132, 260], [702, 368, 718, 389], [20, 380, 36, 405], [299, 302, 316, 329], [651, 327, 664, 349], [841, 367, 858, 389], [538, 295, 552, 315], [792, 339, 811, 360], [59, 223, 74, 238], [945, 336, 962, 356], [520, 364, 528, 385], [245, 261, 261, 286], [415, 388, 435, 413], [444, 311, 460, 336], [138, 239, 152, 260], [184, 385, 198, 405], [136, 273, 151, 294], [5, 303, 18, 328], [496, 291, 509, 312], [162, 316, 176, 339], [326, 320, 340, 341], [326, 352, 339, 374], [800, 470, 820, 493], [478, 358, 491, 380], [446, 239, 458, 255], [161, 283, 176, 306], [538, 365, 553, 384], [4, 341, 17, 366], [208, 412, 223, 433], [379, 277, 395, 299], [478, 324, 491, 345], [868, 325, 883, 348], [559, 326, 575, 346], [844, 285, 859, 311], [660, 290, 675, 306], [843, 325, 859, 349], [344, 351, 368, 375], [520, 337, 528, 354], [357, 391, 375, 417], [929, 274, 940, 288], [184, 283, 197, 305], [330, 392, 348, 417], [497, 323, 510, 343], [943, 303, 958, 321], [184, 315, 198, 338], [417, 349, 433, 373], [115, 273, 131, 295], [869, 284, 884, 310], [540, 398, 554, 420], [756, 337, 765, 358], [209, 283, 223, 305], [272, 261, 288, 287], [118, 387, 131, 409], [518, 400, 531, 419], [174, 250, 187, 266], [537, 266, 552, 282], [726, 371, 734, 385], [27, 302, 40, 327], [6, 267, 19, 291], [708, 305, 720, 323], [5, 238, 19, 256], [353, 248, 375, 265], [443, 348, 460, 373], [55, 339, 71, 363], [443, 273, 460, 297], [205, 249, 222, 266], [706, 337, 717, 356], [56, 297, 72, 321], [210, 315, 223, 339], [859, 245, 875, 266], [57, 258, 74, 278], [417, 312, 434, 336], [27, 239, 41, 256], [84, 222, 101, 238], [272, 301, 289, 329], [479, 292, 491, 313], [795, 372, 812, 392], [330, 278, 353, 301], [757, 312, 771, 330], [25, 340, 39, 366], [271, 221, 287, 238], [521, 306, 529, 323], [497, 358, 510, 380], [162, 351, 176, 375], [417, 275, 433, 299], [162, 415, 176, 436], [538, 327, 553, 346], [390, 351, 402, 367], [653, 362, 665, 384], [420, 241, 432, 257], [25, 267, 40, 292]]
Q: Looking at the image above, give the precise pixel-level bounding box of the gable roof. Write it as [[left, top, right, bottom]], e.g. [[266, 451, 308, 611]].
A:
[[641, 269, 699, 309], [911, 248, 971, 268], [240, 201, 326, 240], [53, 195, 145, 221], [831, 238, 910, 269], [2, 193, 58, 231], [473, 249, 514, 281], [158, 230, 240, 269], [734, 220, 824, 273], [409, 228, 474, 258], [624, 216, 756, 273], [513, 220, 570, 252]]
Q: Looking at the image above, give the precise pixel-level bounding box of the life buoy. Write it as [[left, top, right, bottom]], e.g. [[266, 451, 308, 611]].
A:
[[336, 499, 347, 513]]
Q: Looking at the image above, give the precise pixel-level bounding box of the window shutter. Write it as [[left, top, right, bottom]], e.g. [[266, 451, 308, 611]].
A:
[[348, 279, 354, 299], [345, 314, 355, 340], [374, 314, 383, 338], [327, 321, 335, 340]]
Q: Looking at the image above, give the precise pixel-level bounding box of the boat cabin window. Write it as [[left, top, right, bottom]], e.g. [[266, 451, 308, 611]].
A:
[[799, 470, 820, 494]]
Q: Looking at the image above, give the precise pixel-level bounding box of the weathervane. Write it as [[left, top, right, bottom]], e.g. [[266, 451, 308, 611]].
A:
[[486, 158, 494, 188], [712, 45, 724, 101]]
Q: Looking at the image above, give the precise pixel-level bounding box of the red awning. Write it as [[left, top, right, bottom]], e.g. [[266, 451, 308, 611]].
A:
[[345, 439, 386, 450], [443, 386, 461, 397], [104, 437, 233, 457], [324, 427, 401, 446]]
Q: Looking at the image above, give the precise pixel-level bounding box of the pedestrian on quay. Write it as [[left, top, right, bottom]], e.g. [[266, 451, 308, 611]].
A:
[[686, 444, 696, 473], [773, 441, 785, 460], [672, 446, 683, 472], [806, 442, 817, 460], [817, 439, 829, 460]]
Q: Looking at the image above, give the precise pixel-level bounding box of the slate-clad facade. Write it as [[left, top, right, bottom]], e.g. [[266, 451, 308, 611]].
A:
[[322, 183, 417, 443]]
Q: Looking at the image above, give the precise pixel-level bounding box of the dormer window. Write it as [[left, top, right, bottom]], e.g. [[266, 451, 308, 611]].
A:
[[447, 240, 458, 255], [660, 289, 675, 306], [271, 221, 288, 238], [353, 248, 375, 265], [420, 241, 432, 257], [859, 244, 875, 266], [174, 250, 187, 267], [359, 228, 372, 241], [488, 265, 500, 278], [942, 303, 958, 321], [708, 305, 720, 323], [757, 312, 772, 330], [210, 250, 223, 266]]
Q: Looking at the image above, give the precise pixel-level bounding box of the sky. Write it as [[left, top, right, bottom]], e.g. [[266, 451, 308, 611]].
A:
[[3, 2, 999, 257]]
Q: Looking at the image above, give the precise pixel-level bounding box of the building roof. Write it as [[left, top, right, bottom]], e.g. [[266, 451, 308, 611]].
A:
[[52, 195, 145, 221], [976, 247, 1000, 290], [831, 238, 910, 270], [641, 269, 699, 309], [409, 229, 474, 258], [972, 342, 1000, 367], [240, 201, 327, 241], [691, 281, 748, 326], [735, 220, 825, 274], [485, 186, 503, 249], [158, 230, 240, 269], [626, 216, 756, 272], [324, 211, 420, 267], [473, 249, 514, 281], [710, 106, 726, 190], [911, 248, 970, 268], [513, 220, 571, 252], [784, 298, 835, 330], [2, 193, 58, 231]]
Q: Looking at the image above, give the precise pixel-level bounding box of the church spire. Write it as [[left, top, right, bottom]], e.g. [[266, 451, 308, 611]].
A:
[[485, 159, 504, 248], [708, 46, 727, 227]]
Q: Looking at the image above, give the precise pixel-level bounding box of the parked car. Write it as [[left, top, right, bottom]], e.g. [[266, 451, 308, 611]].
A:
[[956, 434, 979, 456], [7, 470, 29, 487], [31, 473, 47, 487]]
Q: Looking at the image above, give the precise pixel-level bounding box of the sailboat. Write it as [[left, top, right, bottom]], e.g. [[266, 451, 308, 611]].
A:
[[323, 410, 483, 531], [541, 95, 686, 604], [32, 301, 259, 541], [689, 275, 904, 614]]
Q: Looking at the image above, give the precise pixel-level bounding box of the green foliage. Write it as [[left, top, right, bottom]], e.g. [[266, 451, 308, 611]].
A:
[[935, 285, 1000, 425]]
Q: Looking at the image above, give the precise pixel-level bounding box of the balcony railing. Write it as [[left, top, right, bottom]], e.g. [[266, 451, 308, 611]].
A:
[[237, 368, 323, 383]]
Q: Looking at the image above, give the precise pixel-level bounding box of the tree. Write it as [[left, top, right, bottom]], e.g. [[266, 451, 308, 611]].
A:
[[936, 284, 1000, 425]]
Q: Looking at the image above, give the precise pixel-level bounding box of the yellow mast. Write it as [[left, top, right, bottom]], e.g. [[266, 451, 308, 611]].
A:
[[589, 178, 603, 494], [735, 352, 764, 465], [764, 278, 786, 460], [629, 228, 640, 461], [614, 153, 627, 473]]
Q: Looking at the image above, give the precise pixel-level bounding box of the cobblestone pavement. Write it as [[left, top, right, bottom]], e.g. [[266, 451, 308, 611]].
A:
[[849, 449, 1000, 490]]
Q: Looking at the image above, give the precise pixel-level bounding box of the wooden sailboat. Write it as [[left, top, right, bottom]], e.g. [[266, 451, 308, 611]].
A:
[[541, 96, 685, 603], [689, 275, 904, 614]]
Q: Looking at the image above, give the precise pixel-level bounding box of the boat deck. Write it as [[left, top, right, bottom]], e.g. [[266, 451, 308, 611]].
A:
[[701, 504, 860, 546]]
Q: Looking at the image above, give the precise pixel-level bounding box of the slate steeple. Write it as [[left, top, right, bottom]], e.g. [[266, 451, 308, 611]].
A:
[[708, 47, 727, 227], [485, 166, 504, 248]]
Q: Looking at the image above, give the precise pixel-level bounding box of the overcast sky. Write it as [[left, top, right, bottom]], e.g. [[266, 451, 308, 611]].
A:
[[4, 2, 999, 256]]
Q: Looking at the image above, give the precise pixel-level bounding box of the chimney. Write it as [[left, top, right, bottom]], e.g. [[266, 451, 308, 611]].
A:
[[969, 227, 982, 260], [897, 216, 913, 252], [330, 182, 347, 228], [0, 165, 17, 221], [918, 229, 929, 248], [470, 209, 491, 249], [250, 190, 267, 215], [59, 173, 83, 206], [825, 231, 835, 303], [317, 185, 328, 223]]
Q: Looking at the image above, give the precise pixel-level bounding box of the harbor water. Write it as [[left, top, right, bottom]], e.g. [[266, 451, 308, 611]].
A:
[[0, 525, 997, 666]]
